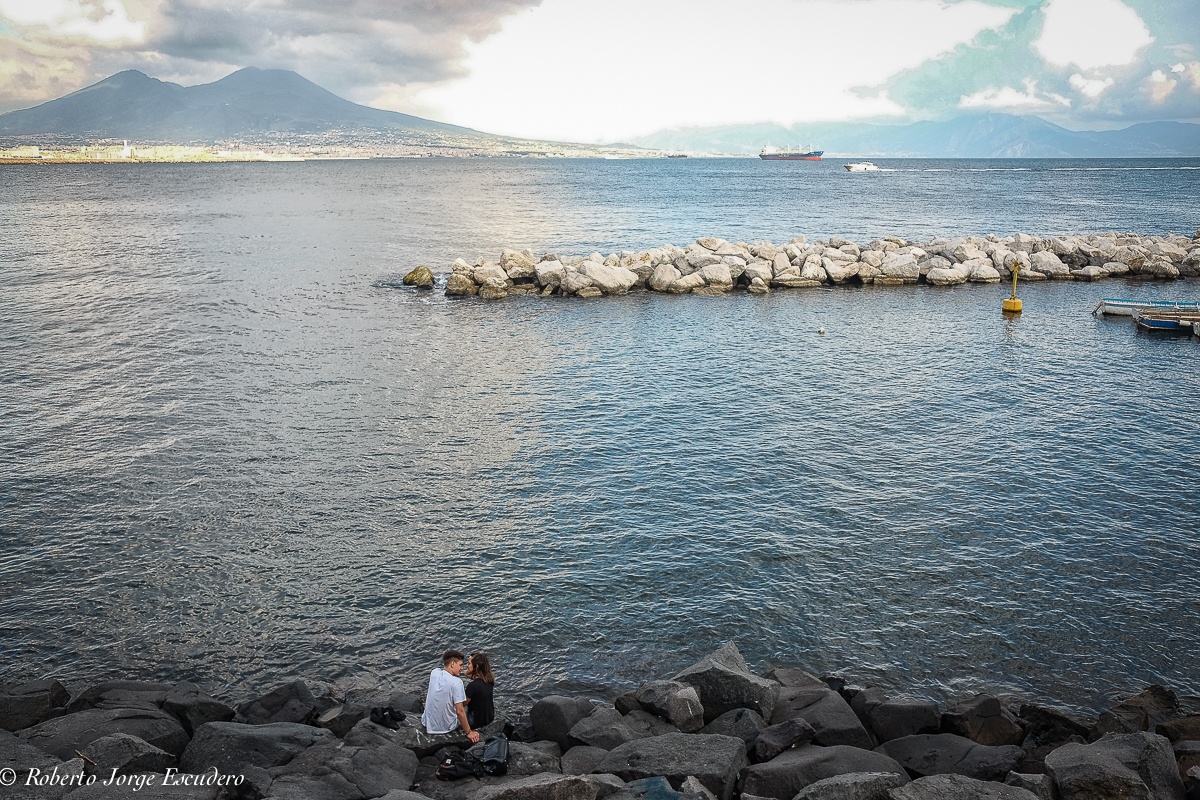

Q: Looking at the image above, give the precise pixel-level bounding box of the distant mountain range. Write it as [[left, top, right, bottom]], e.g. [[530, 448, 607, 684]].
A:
[[4, 68, 1198, 158], [630, 113, 1200, 158], [0, 67, 479, 141]]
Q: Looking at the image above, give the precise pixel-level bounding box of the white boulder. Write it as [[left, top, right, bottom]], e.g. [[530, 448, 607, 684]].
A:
[[580, 261, 639, 295]]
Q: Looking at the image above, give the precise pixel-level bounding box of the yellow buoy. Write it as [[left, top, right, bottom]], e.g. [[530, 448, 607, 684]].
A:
[[1003, 261, 1022, 314]]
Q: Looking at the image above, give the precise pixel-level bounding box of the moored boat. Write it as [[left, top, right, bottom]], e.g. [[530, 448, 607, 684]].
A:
[[1133, 308, 1200, 331], [844, 161, 879, 172], [1092, 297, 1200, 316]]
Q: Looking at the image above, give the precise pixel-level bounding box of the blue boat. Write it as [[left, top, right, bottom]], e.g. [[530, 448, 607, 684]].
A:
[[1133, 308, 1200, 331]]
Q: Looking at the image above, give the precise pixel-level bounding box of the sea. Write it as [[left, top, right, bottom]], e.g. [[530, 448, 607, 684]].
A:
[[1, 157, 1198, 713]]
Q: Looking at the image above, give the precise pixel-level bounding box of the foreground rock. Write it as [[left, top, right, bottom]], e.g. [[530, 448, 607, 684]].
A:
[[4, 645, 1198, 800], [741, 744, 909, 799], [875, 733, 1025, 782], [673, 643, 778, 723], [1044, 732, 1184, 800], [888, 774, 1040, 799], [594, 732, 747, 800], [429, 232, 1199, 299]]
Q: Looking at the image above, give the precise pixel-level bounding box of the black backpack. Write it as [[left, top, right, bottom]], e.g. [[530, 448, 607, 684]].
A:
[[435, 750, 482, 781], [479, 732, 509, 776]]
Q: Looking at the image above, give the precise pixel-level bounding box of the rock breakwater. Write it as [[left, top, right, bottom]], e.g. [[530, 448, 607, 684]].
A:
[[3, 643, 1199, 800], [412, 231, 1200, 300]]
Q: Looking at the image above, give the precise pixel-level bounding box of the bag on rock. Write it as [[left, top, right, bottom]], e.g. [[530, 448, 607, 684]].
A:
[[480, 732, 509, 776], [369, 706, 404, 730], [435, 750, 483, 781]]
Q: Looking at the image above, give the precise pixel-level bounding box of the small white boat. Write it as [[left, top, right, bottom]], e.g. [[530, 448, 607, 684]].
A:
[[1092, 298, 1200, 316], [844, 161, 879, 172]]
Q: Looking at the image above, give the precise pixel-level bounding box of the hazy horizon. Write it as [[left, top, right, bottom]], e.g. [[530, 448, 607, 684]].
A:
[[1, 0, 1198, 142]]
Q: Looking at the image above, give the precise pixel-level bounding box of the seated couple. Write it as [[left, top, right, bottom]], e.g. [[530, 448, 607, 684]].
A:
[[420, 649, 495, 743]]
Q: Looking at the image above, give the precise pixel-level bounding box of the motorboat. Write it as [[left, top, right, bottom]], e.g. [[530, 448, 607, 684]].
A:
[[844, 161, 879, 172], [1133, 308, 1200, 331], [1092, 297, 1200, 316]]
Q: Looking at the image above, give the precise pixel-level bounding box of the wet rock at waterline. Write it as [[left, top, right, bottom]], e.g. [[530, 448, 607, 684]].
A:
[[405, 232, 1199, 299], [4, 643, 1198, 800]]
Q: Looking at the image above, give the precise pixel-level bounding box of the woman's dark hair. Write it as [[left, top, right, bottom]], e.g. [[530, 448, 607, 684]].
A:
[[469, 652, 494, 685]]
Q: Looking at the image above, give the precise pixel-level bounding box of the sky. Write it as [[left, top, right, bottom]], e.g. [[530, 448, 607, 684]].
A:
[[0, 0, 1197, 142]]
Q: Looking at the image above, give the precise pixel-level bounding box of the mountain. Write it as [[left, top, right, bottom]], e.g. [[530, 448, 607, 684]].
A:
[[0, 67, 479, 140], [631, 113, 1200, 158]]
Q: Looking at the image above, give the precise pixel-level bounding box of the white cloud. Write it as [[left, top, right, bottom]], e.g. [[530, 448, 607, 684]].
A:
[[411, 0, 1018, 142], [1170, 61, 1200, 89], [1033, 0, 1152, 71], [1147, 69, 1177, 102], [0, 0, 145, 43], [959, 78, 1071, 110], [1068, 73, 1114, 98]]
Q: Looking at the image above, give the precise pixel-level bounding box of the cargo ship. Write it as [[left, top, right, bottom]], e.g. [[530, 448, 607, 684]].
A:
[[759, 146, 823, 161]]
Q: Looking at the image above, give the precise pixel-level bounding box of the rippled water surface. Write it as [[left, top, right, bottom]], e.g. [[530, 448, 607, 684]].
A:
[[1, 158, 1198, 711]]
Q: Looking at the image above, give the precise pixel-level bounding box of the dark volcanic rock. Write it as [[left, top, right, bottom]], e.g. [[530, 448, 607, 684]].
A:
[[1016, 702, 1092, 771], [1159, 716, 1200, 743], [701, 708, 766, 749], [235, 680, 326, 726], [632, 682, 703, 733], [876, 733, 1025, 782], [593, 732, 747, 800], [533, 697, 597, 751], [162, 681, 235, 736], [268, 735, 420, 800], [614, 694, 642, 716], [68, 681, 172, 713], [672, 643, 778, 723], [1044, 731, 1184, 800], [850, 690, 940, 744], [791, 771, 907, 800], [179, 721, 335, 774], [941, 695, 1025, 747], [0, 679, 70, 732], [740, 744, 909, 800], [473, 773, 604, 800], [763, 669, 827, 690], [1003, 771, 1056, 800], [771, 685, 874, 750], [751, 718, 816, 763], [1092, 685, 1180, 740], [317, 703, 368, 739], [888, 774, 1040, 799], [80, 732, 176, 776], [621, 711, 679, 739], [561, 745, 608, 776], [568, 708, 646, 751], [20, 706, 189, 760], [2, 728, 64, 785], [1176, 740, 1200, 780]]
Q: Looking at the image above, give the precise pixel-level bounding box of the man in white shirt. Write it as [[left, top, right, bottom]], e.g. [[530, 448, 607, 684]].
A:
[[421, 650, 480, 742]]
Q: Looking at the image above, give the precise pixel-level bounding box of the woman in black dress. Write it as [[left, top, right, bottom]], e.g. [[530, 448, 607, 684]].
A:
[[464, 651, 495, 728]]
